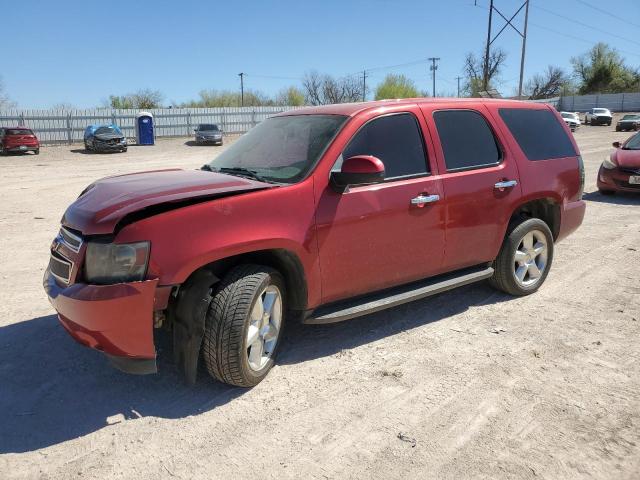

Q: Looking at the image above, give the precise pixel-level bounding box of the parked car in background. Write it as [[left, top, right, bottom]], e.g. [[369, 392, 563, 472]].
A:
[[560, 112, 581, 132], [585, 108, 612, 126], [84, 124, 127, 153], [44, 99, 585, 387], [194, 124, 223, 145], [0, 127, 40, 155], [598, 132, 640, 195], [615, 114, 640, 132]]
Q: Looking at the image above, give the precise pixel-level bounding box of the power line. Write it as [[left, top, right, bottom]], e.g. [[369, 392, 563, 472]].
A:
[[574, 0, 640, 29], [534, 4, 640, 47]]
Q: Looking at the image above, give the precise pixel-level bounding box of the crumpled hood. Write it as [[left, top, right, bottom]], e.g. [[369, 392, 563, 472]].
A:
[[613, 148, 640, 169], [62, 168, 274, 235]]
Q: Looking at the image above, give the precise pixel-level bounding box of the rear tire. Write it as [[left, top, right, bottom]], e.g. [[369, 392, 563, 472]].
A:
[[34, 148, 39, 155], [489, 218, 554, 296], [202, 265, 285, 387]]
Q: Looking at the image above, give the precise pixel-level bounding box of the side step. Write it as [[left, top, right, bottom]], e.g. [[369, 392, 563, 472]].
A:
[[306, 265, 494, 325]]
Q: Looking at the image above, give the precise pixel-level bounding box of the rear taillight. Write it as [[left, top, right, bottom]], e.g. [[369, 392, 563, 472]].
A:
[[577, 155, 585, 200]]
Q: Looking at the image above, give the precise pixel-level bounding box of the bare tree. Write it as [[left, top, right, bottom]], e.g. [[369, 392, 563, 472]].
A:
[[0, 76, 16, 110], [462, 48, 507, 96], [525, 66, 571, 99], [302, 71, 363, 105]]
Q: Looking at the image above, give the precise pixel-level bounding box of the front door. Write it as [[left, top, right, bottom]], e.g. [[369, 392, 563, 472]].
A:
[[315, 109, 446, 304]]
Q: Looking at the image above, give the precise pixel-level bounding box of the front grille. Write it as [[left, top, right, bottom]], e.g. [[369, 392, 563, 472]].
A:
[[49, 251, 73, 284], [60, 226, 82, 252]]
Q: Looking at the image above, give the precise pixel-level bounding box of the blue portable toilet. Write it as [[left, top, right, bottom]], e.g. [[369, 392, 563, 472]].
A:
[[135, 112, 154, 145]]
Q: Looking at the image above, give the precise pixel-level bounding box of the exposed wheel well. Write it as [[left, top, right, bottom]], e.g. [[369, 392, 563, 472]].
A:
[[509, 198, 560, 240], [185, 249, 308, 312]]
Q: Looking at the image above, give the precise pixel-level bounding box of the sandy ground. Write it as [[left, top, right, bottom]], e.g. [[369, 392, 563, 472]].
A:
[[0, 123, 639, 480]]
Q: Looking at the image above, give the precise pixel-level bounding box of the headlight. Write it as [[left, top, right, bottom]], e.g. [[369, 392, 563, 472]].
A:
[[602, 157, 617, 170], [84, 241, 150, 284]]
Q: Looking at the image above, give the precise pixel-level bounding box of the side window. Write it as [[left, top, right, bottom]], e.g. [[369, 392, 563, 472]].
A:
[[433, 110, 501, 171], [499, 108, 576, 161], [341, 113, 429, 179]]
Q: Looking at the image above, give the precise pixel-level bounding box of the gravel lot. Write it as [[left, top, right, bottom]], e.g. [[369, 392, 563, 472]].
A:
[[1, 123, 639, 480]]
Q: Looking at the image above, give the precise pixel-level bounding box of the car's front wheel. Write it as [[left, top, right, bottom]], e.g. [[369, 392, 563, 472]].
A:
[[203, 265, 285, 387], [489, 217, 554, 296]]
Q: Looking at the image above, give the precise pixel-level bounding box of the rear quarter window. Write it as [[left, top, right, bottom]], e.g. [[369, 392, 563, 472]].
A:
[[499, 108, 575, 161]]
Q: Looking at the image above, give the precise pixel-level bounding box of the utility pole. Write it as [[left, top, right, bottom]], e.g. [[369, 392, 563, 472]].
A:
[[456, 76, 463, 97], [517, 0, 530, 98], [428, 57, 440, 97], [483, 0, 494, 92], [481, 0, 530, 96], [362, 70, 367, 102], [238, 72, 245, 107]]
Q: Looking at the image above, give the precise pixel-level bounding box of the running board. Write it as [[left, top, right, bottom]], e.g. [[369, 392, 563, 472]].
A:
[[306, 266, 494, 325]]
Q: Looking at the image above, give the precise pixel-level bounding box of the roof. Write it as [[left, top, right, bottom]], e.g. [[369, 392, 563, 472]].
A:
[[274, 97, 549, 117]]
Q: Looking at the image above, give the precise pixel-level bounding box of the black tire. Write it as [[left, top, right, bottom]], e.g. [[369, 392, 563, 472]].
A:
[[489, 217, 554, 296], [34, 148, 39, 155], [607, 121, 612, 126], [202, 265, 285, 387], [616, 126, 621, 132], [599, 189, 615, 196], [122, 147, 127, 152]]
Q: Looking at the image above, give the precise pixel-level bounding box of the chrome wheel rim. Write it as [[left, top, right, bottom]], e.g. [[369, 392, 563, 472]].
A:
[[246, 285, 282, 372], [513, 230, 548, 287]]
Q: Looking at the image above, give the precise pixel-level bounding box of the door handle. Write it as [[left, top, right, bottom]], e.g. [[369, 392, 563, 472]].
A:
[[411, 194, 440, 207], [494, 179, 518, 190]]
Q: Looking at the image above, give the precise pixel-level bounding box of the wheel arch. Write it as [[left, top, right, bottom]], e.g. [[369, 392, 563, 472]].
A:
[[508, 197, 561, 240]]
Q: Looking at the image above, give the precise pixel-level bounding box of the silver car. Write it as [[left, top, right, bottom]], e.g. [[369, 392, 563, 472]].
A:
[[194, 124, 223, 145]]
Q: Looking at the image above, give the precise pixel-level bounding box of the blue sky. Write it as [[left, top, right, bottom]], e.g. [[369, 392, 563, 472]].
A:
[[2, 0, 639, 108]]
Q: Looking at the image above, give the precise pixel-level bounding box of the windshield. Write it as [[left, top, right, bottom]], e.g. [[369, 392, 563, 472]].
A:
[[624, 133, 640, 150], [95, 126, 122, 136], [205, 114, 347, 183], [561, 113, 573, 119], [622, 115, 640, 120], [593, 109, 609, 114], [198, 124, 219, 131]]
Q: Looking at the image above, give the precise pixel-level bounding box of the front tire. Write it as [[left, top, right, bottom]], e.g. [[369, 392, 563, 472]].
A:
[[203, 265, 285, 387], [489, 218, 554, 296]]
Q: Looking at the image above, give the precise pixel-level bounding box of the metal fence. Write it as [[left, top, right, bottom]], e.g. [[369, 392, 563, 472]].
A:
[[0, 106, 300, 144], [557, 92, 640, 112]]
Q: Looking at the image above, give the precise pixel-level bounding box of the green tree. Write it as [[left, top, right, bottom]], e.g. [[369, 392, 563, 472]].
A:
[[571, 43, 640, 94], [275, 86, 305, 106], [182, 89, 274, 107], [374, 74, 420, 100], [109, 89, 164, 109]]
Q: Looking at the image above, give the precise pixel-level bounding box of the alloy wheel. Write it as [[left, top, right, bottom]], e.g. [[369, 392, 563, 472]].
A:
[[513, 230, 548, 287], [246, 285, 282, 371]]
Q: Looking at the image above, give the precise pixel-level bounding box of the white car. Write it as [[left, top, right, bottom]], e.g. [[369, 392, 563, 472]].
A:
[[584, 108, 612, 126], [560, 112, 581, 132]]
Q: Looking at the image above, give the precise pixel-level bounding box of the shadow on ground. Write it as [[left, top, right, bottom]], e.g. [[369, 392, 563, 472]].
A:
[[0, 281, 510, 454], [583, 190, 640, 205]]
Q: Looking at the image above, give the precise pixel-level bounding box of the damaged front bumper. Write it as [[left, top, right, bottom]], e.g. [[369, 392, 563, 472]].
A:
[[43, 268, 158, 374]]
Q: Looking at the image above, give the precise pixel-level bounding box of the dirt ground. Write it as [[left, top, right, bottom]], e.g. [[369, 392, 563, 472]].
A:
[[0, 123, 639, 480]]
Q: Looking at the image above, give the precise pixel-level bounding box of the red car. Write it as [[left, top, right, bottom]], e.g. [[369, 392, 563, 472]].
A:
[[597, 132, 640, 195], [44, 99, 585, 387], [0, 127, 40, 155]]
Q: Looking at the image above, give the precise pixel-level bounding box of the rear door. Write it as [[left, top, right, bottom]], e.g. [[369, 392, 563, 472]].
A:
[[419, 104, 522, 271], [315, 107, 446, 304]]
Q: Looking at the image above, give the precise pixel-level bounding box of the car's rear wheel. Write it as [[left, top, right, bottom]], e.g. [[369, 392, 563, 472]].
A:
[[202, 265, 285, 387], [489, 218, 554, 296]]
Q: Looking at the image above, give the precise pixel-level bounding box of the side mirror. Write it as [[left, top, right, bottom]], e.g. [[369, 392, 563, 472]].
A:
[[612, 141, 621, 148], [330, 155, 385, 192]]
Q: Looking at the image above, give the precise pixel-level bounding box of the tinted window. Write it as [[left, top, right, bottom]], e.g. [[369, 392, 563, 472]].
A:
[[7, 129, 33, 135], [342, 113, 428, 178], [433, 110, 501, 171], [198, 124, 219, 131], [95, 126, 122, 136], [499, 108, 576, 161]]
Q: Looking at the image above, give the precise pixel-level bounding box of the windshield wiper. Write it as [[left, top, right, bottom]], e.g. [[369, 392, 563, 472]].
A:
[[201, 165, 271, 183]]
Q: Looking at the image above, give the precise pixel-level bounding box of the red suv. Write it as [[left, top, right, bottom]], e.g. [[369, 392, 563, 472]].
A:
[[44, 99, 585, 386], [0, 127, 40, 155]]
